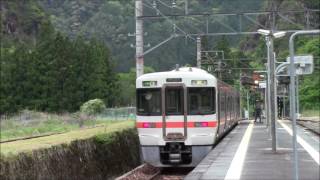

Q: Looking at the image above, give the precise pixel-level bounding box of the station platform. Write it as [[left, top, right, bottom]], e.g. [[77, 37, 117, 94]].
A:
[[185, 120, 320, 180]]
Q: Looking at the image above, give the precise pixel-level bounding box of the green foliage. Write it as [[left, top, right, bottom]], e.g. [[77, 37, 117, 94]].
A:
[[0, 119, 78, 141], [297, 38, 320, 110], [80, 99, 106, 115], [117, 67, 155, 106], [1, 0, 48, 47], [2, 0, 319, 112], [0, 22, 117, 113], [0, 128, 139, 179], [0, 110, 126, 141], [37, 0, 269, 72]]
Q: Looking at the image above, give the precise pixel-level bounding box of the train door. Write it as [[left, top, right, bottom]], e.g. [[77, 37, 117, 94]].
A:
[[217, 87, 221, 137], [226, 96, 230, 128], [226, 95, 231, 129], [224, 93, 228, 132], [161, 84, 187, 141], [218, 88, 226, 135], [232, 95, 235, 125], [229, 95, 233, 127]]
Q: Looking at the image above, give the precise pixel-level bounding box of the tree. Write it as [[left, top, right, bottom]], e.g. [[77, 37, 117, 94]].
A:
[[0, 23, 118, 114], [297, 38, 320, 110], [117, 67, 155, 106]]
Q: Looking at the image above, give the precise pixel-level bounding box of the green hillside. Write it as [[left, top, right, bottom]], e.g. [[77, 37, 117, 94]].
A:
[[1, 0, 319, 112]]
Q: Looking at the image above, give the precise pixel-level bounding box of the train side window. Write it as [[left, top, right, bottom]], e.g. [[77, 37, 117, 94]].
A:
[[136, 88, 161, 116], [188, 87, 215, 115], [165, 87, 183, 115]]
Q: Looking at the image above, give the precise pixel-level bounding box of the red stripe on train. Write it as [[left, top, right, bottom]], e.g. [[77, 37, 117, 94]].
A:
[[136, 121, 217, 128]]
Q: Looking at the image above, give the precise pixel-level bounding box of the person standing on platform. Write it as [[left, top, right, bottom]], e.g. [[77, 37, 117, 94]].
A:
[[278, 97, 284, 118], [254, 102, 262, 123]]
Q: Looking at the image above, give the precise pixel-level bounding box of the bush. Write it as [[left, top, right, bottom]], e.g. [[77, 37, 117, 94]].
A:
[[80, 99, 106, 116]]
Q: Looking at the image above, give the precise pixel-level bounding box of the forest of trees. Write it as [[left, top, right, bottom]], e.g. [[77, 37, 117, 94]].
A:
[[0, 0, 319, 114], [0, 23, 118, 113]]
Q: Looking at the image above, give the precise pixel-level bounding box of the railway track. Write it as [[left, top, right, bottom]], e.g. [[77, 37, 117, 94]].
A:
[[116, 164, 193, 180], [280, 117, 319, 135], [297, 118, 320, 135], [151, 167, 192, 180], [115, 164, 160, 180]]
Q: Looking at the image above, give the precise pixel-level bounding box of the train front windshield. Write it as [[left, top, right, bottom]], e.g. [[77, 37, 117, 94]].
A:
[[137, 88, 161, 115], [137, 87, 215, 116], [188, 87, 215, 115]]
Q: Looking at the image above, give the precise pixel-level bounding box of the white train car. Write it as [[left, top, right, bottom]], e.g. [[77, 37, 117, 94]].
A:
[[136, 67, 240, 167]]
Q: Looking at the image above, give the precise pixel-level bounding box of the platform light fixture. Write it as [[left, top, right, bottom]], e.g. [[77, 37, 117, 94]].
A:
[[257, 29, 271, 36], [273, 31, 286, 38], [152, 0, 157, 9], [172, 0, 176, 8], [258, 29, 286, 39], [257, 29, 286, 154]]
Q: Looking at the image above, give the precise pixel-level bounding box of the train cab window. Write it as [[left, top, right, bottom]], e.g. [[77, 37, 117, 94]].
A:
[[137, 88, 161, 115], [188, 87, 215, 115], [165, 87, 183, 115]]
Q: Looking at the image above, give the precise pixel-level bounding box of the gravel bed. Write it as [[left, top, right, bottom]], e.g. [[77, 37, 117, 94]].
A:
[[116, 164, 160, 180]]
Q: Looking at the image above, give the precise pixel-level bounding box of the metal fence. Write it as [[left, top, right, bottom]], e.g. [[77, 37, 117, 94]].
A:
[[0, 107, 136, 141], [97, 107, 136, 120], [0, 107, 136, 122]]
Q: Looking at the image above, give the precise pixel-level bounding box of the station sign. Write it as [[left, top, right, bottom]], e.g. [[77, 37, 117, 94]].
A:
[[259, 81, 266, 88], [286, 55, 314, 75]]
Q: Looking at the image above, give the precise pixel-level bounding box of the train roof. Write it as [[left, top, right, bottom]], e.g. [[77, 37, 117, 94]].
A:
[[136, 67, 239, 94], [136, 67, 217, 88], [137, 67, 215, 80]]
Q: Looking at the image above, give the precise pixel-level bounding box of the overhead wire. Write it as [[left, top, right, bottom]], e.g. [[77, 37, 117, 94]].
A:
[[150, 0, 206, 34], [143, 0, 196, 40]]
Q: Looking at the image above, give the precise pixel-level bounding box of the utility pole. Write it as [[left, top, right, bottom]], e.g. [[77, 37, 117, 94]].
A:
[[266, 36, 277, 152], [135, 0, 144, 77], [296, 77, 299, 117], [217, 51, 224, 79], [289, 30, 320, 180], [264, 64, 270, 128], [259, 29, 286, 152], [264, 84, 267, 124], [283, 94, 286, 119], [184, 0, 188, 15], [239, 72, 242, 119], [196, 36, 201, 68], [247, 91, 250, 120]]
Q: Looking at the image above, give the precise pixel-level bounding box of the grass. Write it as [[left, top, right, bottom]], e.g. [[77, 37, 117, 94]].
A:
[[0, 110, 133, 141], [301, 109, 320, 117], [0, 120, 134, 156], [0, 119, 79, 141]]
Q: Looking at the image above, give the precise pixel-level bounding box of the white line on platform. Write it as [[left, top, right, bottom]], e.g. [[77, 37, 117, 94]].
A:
[[224, 122, 254, 180], [278, 120, 320, 165]]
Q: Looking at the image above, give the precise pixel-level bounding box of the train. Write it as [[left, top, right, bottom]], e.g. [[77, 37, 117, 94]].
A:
[[136, 67, 240, 167]]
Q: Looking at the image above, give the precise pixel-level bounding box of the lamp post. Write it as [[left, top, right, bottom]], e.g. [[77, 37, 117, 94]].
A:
[[257, 29, 286, 153], [288, 30, 320, 180]]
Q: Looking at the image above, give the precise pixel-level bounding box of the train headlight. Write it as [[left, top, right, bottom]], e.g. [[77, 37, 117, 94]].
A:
[[191, 80, 207, 86], [142, 81, 157, 87], [142, 122, 156, 128], [194, 122, 209, 127]]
